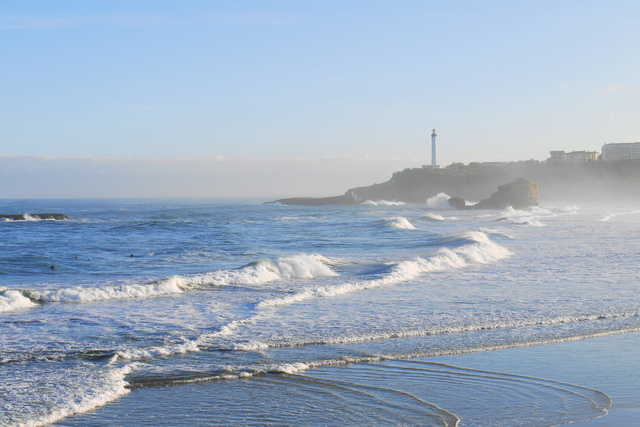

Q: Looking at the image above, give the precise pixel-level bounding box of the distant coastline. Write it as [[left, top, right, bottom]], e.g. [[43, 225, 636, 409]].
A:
[[346, 159, 640, 204], [269, 159, 640, 206]]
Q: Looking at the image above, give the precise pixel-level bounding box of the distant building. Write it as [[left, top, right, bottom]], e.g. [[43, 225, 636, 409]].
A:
[[601, 142, 640, 161], [548, 150, 599, 163]]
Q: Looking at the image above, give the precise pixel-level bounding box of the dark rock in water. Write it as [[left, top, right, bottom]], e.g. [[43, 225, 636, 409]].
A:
[[266, 191, 362, 206], [0, 213, 69, 221], [473, 178, 538, 209], [451, 178, 539, 210], [447, 197, 468, 210]]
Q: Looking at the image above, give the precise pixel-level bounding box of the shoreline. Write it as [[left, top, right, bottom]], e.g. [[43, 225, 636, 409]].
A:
[[428, 331, 640, 425], [54, 331, 640, 426]]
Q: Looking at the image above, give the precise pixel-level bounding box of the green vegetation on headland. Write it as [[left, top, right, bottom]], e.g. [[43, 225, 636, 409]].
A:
[[347, 159, 640, 204]]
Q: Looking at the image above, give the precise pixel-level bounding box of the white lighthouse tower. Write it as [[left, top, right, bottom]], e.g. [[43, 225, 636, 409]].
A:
[[431, 128, 438, 167], [422, 128, 440, 168]]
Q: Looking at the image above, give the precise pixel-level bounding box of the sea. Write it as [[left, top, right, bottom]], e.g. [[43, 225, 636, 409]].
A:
[[1, 196, 639, 426]]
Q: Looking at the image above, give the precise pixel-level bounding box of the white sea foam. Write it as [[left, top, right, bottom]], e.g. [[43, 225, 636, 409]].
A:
[[27, 253, 338, 304], [423, 213, 445, 221], [115, 316, 264, 363], [555, 206, 580, 214], [599, 210, 640, 222], [231, 340, 270, 351], [385, 217, 417, 230], [245, 253, 338, 280], [268, 362, 311, 374], [3, 363, 134, 427], [0, 289, 39, 313], [362, 200, 405, 206], [527, 206, 555, 215], [225, 310, 640, 354], [498, 207, 546, 227], [38, 255, 339, 363], [116, 340, 200, 361], [259, 231, 510, 308], [477, 227, 513, 239], [0, 213, 54, 222], [275, 216, 325, 222], [29, 279, 187, 303], [426, 193, 451, 209]]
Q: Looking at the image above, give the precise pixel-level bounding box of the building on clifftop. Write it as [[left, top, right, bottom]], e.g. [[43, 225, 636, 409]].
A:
[[548, 150, 599, 163], [601, 142, 640, 161]]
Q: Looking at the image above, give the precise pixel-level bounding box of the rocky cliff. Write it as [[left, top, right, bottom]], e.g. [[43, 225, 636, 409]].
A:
[[448, 178, 539, 210]]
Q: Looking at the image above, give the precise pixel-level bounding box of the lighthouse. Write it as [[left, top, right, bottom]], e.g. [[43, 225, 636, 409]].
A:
[[422, 128, 440, 168], [431, 129, 437, 167]]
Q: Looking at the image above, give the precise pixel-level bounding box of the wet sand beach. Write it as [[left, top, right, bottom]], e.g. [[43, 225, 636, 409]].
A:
[[55, 331, 640, 426]]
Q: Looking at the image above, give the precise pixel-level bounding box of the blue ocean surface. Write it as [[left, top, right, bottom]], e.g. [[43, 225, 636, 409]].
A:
[[1, 198, 639, 426]]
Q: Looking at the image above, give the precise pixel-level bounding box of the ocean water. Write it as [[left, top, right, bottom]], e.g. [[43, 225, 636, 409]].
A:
[[1, 197, 639, 426]]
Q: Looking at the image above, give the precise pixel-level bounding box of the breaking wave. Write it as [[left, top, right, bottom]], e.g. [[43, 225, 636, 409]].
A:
[[2, 254, 338, 311], [497, 207, 547, 227], [423, 213, 445, 221], [3, 363, 134, 427], [258, 231, 510, 308], [426, 193, 451, 209], [382, 217, 417, 230], [362, 200, 406, 206], [0, 288, 39, 313], [599, 210, 640, 222]]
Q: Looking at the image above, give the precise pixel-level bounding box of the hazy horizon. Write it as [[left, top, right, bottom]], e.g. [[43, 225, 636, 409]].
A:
[[0, 153, 414, 199]]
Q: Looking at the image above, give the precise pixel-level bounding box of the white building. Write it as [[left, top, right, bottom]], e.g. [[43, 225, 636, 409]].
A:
[[601, 142, 640, 161], [548, 150, 599, 163]]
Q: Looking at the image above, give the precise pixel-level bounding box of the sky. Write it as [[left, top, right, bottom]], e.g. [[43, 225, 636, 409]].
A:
[[1, 1, 639, 198]]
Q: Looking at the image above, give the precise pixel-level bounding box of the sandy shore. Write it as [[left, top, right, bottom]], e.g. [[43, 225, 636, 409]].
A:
[[428, 331, 640, 425], [54, 331, 640, 426]]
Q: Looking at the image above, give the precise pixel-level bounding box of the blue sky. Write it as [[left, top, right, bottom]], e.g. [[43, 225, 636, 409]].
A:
[[1, 1, 638, 198]]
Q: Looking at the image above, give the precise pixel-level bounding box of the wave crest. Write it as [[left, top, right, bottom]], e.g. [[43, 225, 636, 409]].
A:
[[426, 193, 451, 209], [0, 289, 39, 313], [10, 254, 338, 308], [383, 217, 416, 230], [259, 232, 510, 308], [362, 200, 405, 206], [423, 213, 445, 221]]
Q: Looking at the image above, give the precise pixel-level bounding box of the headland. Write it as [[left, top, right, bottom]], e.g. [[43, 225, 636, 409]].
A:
[[268, 159, 640, 206]]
